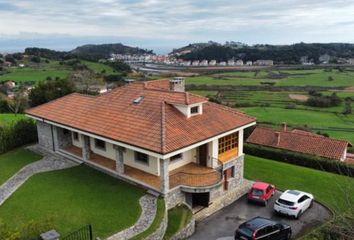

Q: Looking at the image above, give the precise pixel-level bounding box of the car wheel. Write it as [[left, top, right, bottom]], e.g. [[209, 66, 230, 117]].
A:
[[309, 200, 313, 208], [295, 210, 302, 219], [264, 200, 268, 206], [286, 232, 292, 240]]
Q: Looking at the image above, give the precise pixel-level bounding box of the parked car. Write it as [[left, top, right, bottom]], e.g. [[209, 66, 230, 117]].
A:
[[274, 190, 314, 219], [234, 217, 292, 240], [247, 181, 276, 206]]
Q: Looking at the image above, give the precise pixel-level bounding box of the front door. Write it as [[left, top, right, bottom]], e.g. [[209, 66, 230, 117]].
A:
[[198, 144, 208, 167]]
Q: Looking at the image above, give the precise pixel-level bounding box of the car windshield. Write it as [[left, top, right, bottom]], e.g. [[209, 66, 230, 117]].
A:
[[252, 189, 264, 196], [278, 198, 295, 206], [238, 226, 253, 237]]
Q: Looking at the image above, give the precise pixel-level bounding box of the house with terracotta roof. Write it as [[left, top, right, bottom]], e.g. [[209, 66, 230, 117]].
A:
[[25, 78, 256, 210], [247, 124, 351, 161]]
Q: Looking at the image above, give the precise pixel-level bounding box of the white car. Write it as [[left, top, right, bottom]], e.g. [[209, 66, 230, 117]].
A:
[[274, 190, 314, 219]]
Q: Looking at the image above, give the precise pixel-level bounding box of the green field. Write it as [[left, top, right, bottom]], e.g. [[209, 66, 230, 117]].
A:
[[0, 59, 115, 83], [188, 68, 354, 143], [0, 165, 144, 238], [187, 69, 354, 87], [244, 155, 354, 214]]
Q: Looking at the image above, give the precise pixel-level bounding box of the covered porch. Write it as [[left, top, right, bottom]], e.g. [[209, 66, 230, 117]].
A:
[[62, 145, 222, 191]]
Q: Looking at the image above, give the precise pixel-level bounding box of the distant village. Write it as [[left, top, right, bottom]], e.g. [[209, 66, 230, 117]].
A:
[[109, 53, 354, 67]]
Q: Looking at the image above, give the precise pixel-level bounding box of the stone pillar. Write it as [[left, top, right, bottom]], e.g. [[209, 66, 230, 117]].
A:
[[52, 126, 60, 151], [160, 158, 169, 195], [81, 135, 91, 161], [238, 129, 244, 157], [114, 145, 125, 174], [211, 139, 219, 168]]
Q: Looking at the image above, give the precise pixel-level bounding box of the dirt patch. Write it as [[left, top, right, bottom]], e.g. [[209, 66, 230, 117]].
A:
[[343, 86, 354, 92], [289, 94, 309, 102]]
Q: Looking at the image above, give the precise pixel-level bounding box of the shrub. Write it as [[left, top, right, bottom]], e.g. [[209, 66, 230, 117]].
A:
[[0, 119, 37, 154], [244, 144, 354, 177], [306, 93, 342, 107], [285, 103, 296, 109]]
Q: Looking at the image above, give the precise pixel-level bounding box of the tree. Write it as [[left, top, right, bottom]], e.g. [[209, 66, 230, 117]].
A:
[[29, 78, 75, 107], [108, 60, 131, 74], [328, 76, 334, 81], [343, 98, 352, 115], [7, 87, 27, 116], [30, 56, 41, 63], [68, 69, 103, 94]]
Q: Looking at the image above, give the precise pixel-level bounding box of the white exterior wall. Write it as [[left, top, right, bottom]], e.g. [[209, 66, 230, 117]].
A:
[[168, 148, 197, 171], [74, 134, 160, 176], [124, 148, 160, 176]]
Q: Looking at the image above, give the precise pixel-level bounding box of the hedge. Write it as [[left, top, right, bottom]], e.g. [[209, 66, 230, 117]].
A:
[[0, 119, 38, 154], [244, 143, 354, 177]]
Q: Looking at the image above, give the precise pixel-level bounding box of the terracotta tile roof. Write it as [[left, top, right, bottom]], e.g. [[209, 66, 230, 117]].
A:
[[247, 127, 351, 160], [26, 80, 255, 154]]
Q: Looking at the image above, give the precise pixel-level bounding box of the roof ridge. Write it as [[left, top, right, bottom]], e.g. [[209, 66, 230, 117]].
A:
[[258, 127, 350, 144], [161, 101, 166, 153], [185, 92, 190, 105]]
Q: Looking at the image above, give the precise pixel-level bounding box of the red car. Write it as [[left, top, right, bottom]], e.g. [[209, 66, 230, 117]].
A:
[[247, 181, 276, 206]]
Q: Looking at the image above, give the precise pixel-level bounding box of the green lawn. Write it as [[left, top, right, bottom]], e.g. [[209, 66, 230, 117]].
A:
[[0, 114, 27, 126], [0, 148, 42, 185], [244, 155, 354, 214], [164, 204, 192, 239], [0, 165, 144, 239], [81, 60, 115, 75]]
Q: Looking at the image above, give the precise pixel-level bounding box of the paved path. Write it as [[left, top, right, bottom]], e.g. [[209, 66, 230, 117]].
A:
[[0, 146, 78, 206], [190, 191, 332, 240], [107, 194, 157, 240]]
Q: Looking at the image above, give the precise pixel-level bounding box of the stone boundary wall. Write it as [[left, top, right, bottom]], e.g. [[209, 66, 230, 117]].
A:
[[170, 217, 195, 240], [145, 208, 168, 240]]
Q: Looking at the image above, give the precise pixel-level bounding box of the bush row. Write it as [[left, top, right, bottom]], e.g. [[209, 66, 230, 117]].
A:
[[244, 143, 354, 177], [0, 119, 38, 154]]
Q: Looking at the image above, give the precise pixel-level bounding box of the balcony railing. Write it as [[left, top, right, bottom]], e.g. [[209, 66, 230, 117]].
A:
[[169, 164, 223, 189]]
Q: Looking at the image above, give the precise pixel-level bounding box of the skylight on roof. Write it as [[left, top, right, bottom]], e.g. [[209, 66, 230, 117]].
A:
[[133, 96, 144, 104]]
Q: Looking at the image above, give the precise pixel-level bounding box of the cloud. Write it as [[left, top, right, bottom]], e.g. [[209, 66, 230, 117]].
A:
[[0, 0, 354, 52]]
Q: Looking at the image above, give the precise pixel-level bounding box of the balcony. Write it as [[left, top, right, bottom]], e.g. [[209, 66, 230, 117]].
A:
[[169, 163, 223, 190]]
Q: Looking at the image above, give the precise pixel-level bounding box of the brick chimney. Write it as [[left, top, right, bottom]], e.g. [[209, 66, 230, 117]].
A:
[[275, 131, 281, 146], [282, 122, 287, 132]]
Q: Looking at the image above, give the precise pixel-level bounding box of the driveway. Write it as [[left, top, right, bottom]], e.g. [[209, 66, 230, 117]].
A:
[[189, 191, 332, 240]]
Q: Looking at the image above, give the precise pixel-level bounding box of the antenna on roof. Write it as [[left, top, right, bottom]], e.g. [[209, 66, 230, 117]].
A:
[[133, 96, 144, 104]]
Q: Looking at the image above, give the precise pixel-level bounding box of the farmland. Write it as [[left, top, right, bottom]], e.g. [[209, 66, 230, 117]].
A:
[[188, 68, 354, 143], [0, 59, 115, 83]]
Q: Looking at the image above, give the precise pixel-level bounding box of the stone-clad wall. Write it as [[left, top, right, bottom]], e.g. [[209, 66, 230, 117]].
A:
[[167, 187, 186, 209], [37, 121, 53, 151]]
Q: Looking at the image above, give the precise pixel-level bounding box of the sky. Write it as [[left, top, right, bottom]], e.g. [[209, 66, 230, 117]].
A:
[[1, 0, 354, 53]]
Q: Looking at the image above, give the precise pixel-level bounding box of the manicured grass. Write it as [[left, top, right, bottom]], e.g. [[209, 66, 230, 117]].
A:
[[164, 204, 192, 239], [0, 114, 27, 126], [131, 198, 166, 240], [244, 155, 354, 214], [0, 148, 42, 185], [0, 165, 144, 239]]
